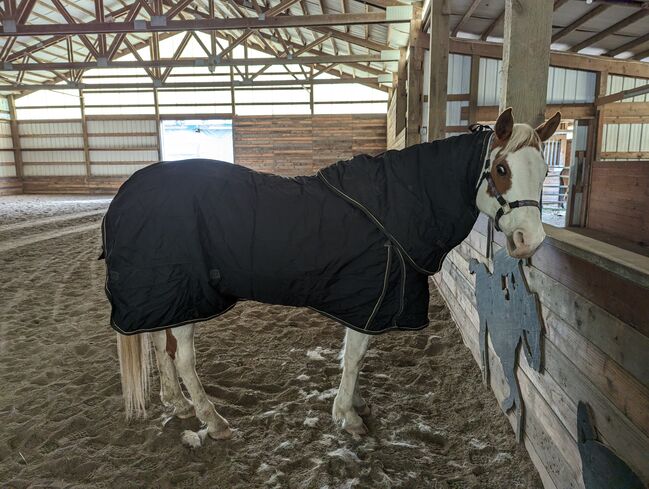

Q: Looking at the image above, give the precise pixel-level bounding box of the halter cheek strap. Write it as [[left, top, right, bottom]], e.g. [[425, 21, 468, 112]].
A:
[[476, 146, 542, 233]]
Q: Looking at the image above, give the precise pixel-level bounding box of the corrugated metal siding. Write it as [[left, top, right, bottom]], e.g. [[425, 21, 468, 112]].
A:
[[91, 164, 149, 176], [88, 118, 159, 176], [448, 54, 471, 95], [478, 59, 596, 105], [547, 67, 596, 103], [0, 165, 16, 177], [602, 123, 649, 159], [23, 165, 87, 176], [607, 75, 649, 103], [478, 58, 502, 106]]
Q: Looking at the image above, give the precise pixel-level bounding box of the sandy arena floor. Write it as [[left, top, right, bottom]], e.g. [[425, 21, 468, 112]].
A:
[[0, 195, 542, 489]]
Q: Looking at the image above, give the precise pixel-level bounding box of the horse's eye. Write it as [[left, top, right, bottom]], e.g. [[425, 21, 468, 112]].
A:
[[496, 164, 507, 176]]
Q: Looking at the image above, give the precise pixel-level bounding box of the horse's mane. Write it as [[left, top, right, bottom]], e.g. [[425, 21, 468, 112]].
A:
[[502, 124, 541, 153]]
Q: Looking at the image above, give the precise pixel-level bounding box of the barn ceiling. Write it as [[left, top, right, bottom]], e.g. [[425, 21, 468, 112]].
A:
[[0, 0, 647, 94]]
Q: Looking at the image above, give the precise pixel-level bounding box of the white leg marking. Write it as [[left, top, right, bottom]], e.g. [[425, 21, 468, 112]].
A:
[[150, 330, 194, 419], [332, 328, 371, 436], [171, 324, 232, 440]]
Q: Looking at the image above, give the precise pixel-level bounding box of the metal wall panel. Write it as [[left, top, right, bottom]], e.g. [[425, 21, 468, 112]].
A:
[[88, 135, 158, 149], [602, 123, 649, 158], [448, 54, 471, 95], [478, 59, 596, 106], [89, 149, 158, 163], [21, 150, 85, 164], [23, 165, 86, 176], [18, 121, 83, 135], [91, 164, 149, 176], [0, 150, 14, 163], [0, 165, 16, 177], [20, 136, 84, 149], [607, 75, 649, 103]]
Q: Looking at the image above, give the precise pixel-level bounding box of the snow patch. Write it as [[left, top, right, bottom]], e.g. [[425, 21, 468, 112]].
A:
[[470, 438, 488, 450], [327, 447, 361, 463], [297, 374, 310, 381], [303, 416, 319, 428]]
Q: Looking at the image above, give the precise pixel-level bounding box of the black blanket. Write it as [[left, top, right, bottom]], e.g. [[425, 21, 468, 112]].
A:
[[102, 130, 492, 335]]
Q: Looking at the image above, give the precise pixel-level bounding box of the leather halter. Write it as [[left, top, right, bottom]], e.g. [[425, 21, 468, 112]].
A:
[[473, 128, 542, 233]]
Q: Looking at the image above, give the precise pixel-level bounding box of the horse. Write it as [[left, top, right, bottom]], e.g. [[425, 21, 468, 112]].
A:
[[104, 108, 560, 442]]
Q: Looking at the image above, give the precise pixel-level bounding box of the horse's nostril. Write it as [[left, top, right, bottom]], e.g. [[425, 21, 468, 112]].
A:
[[514, 230, 526, 248]]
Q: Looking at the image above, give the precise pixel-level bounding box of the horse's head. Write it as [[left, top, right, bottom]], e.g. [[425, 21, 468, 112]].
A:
[[476, 108, 561, 259]]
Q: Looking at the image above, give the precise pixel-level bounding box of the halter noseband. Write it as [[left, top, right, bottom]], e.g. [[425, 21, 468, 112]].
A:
[[474, 129, 542, 233]]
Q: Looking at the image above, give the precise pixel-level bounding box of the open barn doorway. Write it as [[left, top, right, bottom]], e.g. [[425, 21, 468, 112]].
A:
[[160, 119, 234, 163]]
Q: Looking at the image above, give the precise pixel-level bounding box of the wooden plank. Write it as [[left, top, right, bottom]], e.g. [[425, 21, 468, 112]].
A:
[[427, 0, 450, 142], [438, 253, 649, 484], [406, 6, 424, 147], [434, 274, 581, 489], [460, 104, 595, 122]]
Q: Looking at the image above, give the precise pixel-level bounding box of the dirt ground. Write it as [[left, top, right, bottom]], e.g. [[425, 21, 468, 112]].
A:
[[0, 195, 542, 489]]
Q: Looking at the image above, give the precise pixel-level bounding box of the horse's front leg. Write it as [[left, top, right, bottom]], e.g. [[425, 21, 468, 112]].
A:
[[170, 324, 232, 440], [332, 328, 371, 436]]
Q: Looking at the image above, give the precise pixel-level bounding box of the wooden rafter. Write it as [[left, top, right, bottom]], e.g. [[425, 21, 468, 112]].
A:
[[606, 32, 649, 57], [569, 10, 648, 53], [452, 0, 481, 38], [551, 4, 610, 44]]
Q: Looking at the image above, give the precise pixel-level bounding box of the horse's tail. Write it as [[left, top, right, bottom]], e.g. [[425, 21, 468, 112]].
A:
[[116, 332, 151, 420]]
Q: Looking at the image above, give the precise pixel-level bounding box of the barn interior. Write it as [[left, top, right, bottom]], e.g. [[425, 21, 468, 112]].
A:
[[0, 0, 648, 488]]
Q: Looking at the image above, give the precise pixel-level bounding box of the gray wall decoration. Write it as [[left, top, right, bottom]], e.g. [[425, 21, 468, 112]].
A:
[[469, 249, 544, 442], [578, 401, 645, 489]]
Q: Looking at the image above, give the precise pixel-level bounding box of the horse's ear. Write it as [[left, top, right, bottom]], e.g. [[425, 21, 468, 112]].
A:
[[536, 112, 561, 142], [495, 107, 514, 141]]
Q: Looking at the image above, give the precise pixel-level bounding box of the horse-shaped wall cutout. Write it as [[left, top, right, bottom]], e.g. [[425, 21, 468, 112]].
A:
[[469, 249, 544, 442]]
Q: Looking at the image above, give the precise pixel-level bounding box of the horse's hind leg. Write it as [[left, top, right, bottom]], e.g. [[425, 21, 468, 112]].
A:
[[332, 328, 370, 436], [150, 329, 194, 419], [170, 324, 232, 440]]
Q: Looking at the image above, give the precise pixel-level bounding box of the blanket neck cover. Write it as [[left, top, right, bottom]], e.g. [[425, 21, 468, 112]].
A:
[[103, 130, 493, 335]]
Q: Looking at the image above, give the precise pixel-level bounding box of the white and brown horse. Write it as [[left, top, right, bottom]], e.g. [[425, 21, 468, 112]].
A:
[[115, 108, 560, 443]]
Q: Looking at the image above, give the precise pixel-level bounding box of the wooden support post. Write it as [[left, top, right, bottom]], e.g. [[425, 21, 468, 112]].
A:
[[406, 3, 424, 146], [7, 95, 23, 182], [427, 0, 450, 141], [468, 54, 480, 124], [153, 87, 163, 161], [500, 0, 553, 126], [395, 48, 408, 136], [78, 89, 91, 179]]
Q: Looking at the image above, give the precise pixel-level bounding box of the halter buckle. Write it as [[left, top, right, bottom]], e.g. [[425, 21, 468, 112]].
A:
[[502, 202, 512, 214]]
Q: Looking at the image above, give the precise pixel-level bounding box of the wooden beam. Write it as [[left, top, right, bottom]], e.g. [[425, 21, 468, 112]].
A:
[[551, 4, 610, 44], [461, 104, 596, 122], [500, 0, 553, 126], [596, 82, 649, 106], [468, 54, 479, 124], [452, 0, 480, 38], [78, 89, 91, 178], [406, 4, 423, 147], [568, 10, 648, 53], [428, 0, 449, 141], [0, 77, 382, 92], [606, 32, 649, 58], [0, 54, 382, 72], [7, 94, 22, 180], [0, 12, 406, 36], [445, 38, 649, 79], [480, 8, 503, 41]]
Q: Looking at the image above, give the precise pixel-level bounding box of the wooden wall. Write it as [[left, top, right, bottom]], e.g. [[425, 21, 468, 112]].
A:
[[433, 216, 649, 489], [587, 160, 649, 248], [13, 114, 386, 194], [234, 114, 386, 176]]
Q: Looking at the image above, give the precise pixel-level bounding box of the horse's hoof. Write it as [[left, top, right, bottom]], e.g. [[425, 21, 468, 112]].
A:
[[208, 425, 233, 440], [344, 420, 368, 438], [354, 403, 371, 417]]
